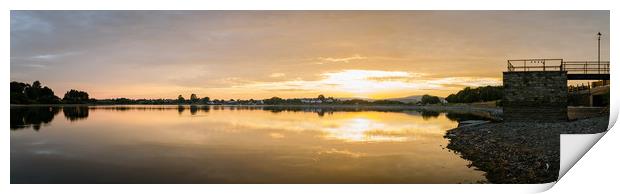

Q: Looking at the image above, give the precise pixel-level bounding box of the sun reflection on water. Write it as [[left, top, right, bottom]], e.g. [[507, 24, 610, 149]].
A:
[[186, 110, 454, 143]]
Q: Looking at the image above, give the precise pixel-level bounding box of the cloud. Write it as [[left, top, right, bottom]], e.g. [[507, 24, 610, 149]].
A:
[[428, 77, 501, 88], [269, 132, 285, 139], [269, 73, 285, 78], [265, 88, 311, 92], [316, 148, 366, 158], [18, 64, 47, 68], [231, 69, 501, 97], [10, 12, 53, 33], [318, 54, 367, 63], [30, 51, 80, 60]]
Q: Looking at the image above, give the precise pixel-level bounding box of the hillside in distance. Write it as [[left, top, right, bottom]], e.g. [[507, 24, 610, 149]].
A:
[[384, 95, 424, 103]]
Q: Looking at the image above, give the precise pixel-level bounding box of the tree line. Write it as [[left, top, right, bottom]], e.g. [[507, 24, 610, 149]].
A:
[[260, 94, 443, 105], [58, 91, 448, 106], [445, 86, 503, 103], [11, 80, 448, 106], [11, 81, 91, 104]]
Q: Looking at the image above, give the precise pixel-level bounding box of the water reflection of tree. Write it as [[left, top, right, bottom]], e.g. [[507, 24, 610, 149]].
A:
[[178, 105, 185, 115], [190, 105, 198, 115], [62, 106, 90, 121], [419, 110, 440, 120], [111, 106, 131, 111], [445, 112, 488, 121], [261, 106, 337, 117], [200, 106, 210, 113], [10, 107, 61, 131]]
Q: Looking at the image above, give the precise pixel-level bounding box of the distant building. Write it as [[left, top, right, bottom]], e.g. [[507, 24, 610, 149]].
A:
[[300, 98, 323, 104]]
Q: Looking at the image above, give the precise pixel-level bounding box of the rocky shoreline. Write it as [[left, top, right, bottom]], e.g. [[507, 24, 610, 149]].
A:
[[444, 116, 609, 183]]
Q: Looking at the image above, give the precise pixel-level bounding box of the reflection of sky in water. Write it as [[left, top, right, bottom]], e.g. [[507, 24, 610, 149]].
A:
[[11, 106, 485, 183], [172, 109, 452, 142]]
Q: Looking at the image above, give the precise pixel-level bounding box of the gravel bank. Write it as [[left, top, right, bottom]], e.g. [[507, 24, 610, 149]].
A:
[[444, 116, 610, 183]]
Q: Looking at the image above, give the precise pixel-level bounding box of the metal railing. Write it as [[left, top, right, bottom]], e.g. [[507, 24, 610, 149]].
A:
[[507, 59, 610, 74], [507, 59, 563, 72], [568, 83, 590, 93], [562, 61, 610, 74]]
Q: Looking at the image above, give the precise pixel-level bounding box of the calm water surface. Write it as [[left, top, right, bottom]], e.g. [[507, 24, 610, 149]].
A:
[[11, 105, 487, 183]]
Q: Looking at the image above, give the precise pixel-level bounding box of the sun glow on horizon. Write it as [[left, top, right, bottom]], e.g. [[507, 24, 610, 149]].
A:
[[232, 69, 500, 99]]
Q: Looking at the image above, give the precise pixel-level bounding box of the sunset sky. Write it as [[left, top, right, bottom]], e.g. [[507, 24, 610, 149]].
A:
[[10, 11, 609, 99]]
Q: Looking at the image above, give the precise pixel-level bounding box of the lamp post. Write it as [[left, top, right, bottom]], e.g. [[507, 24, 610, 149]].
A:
[[597, 32, 601, 74]]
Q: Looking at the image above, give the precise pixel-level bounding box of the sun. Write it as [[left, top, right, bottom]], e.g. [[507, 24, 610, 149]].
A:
[[320, 70, 423, 97]]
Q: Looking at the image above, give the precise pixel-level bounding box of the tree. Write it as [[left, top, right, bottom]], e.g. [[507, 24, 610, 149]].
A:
[[39, 86, 61, 104], [264, 97, 284, 105], [10, 81, 30, 104], [318, 94, 326, 101], [63, 89, 90, 104], [372, 100, 404, 105], [10, 81, 61, 104], [445, 85, 503, 103], [177, 95, 185, 104], [201, 96, 210, 104], [326, 96, 336, 103], [190, 93, 199, 104], [421, 94, 442, 105], [24, 81, 43, 102]]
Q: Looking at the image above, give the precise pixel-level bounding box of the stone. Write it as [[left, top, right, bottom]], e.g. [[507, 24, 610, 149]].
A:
[[502, 71, 568, 122]]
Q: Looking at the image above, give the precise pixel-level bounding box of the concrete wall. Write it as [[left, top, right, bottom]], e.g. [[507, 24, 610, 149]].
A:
[[503, 71, 568, 122], [568, 92, 591, 106]]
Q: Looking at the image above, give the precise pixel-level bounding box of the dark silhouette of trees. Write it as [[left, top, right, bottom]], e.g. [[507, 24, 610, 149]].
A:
[[10, 80, 498, 107], [10, 82, 30, 104], [95, 98, 176, 105], [190, 93, 199, 104], [264, 97, 285, 105], [178, 95, 185, 104], [340, 99, 370, 105], [445, 86, 503, 103], [25, 81, 60, 104], [10, 81, 61, 104], [63, 89, 90, 104], [10, 81, 92, 105], [372, 100, 405, 105], [420, 95, 442, 105], [201, 96, 210, 104]]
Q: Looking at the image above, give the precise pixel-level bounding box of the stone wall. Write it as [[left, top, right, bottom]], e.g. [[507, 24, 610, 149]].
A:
[[503, 71, 568, 122], [568, 92, 592, 107]]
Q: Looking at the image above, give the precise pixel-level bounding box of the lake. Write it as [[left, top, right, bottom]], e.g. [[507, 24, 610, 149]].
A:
[[10, 105, 488, 183]]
